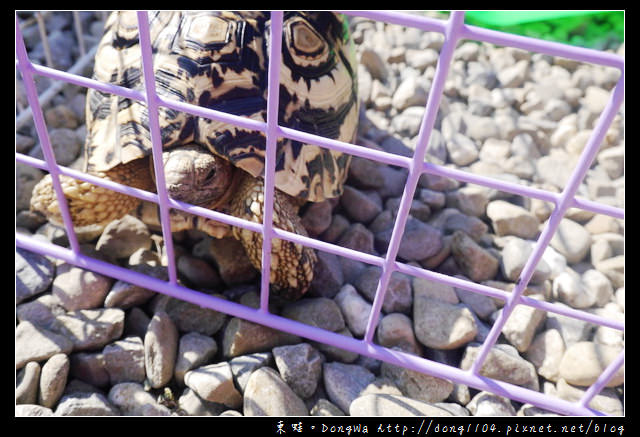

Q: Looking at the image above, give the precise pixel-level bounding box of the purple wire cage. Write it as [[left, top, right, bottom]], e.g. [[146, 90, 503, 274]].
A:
[[15, 11, 624, 416]]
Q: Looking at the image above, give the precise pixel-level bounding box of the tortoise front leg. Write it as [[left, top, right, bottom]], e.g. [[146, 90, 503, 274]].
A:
[[30, 158, 150, 229], [229, 171, 316, 300]]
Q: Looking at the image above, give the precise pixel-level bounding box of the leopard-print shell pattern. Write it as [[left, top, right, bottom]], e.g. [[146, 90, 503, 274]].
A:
[[85, 11, 358, 202]]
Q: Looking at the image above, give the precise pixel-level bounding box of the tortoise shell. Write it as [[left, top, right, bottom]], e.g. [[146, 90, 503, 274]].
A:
[[85, 11, 358, 202]]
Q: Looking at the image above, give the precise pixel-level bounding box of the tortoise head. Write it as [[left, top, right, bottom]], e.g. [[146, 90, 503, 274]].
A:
[[159, 143, 235, 209]]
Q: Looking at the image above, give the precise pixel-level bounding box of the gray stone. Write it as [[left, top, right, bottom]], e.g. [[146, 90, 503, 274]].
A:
[[385, 197, 432, 222], [104, 279, 157, 309], [354, 266, 412, 314], [486, 200, 540, 239], [94, 215, 152, 259], [497, 59, 528, 88], [153, 294, 227, 336], [222, 317, 300, 358], [597, 145, 624, 179], [44, 128, 82, 166], [376, 313, 422, 355], [581, 269, 613, 307], [16, 248, 55, 304], [243, 367, 309, 416], [56, 392, 120, 416], [177, 254, 221, 289], [52, 263, 113, 311], [348, 156, 386, 190], [374, 218, 442, 261], [445, 185, 489, 218], [320, 214, 350, 243], [38, 353, 70, 408], [467, 391, 517, 416], [15, 405, 54, 416], [377, 166, 409, 198], [334, 284, 373, 337], [454, 285, 498, 320], [360, 48, 388, 81], [460, 343, 539, 391], [323, 362, 375, 413], [450, 231, 499, 282], [16, 321, 73, 369], [555, 379, 623, 416], [281, 297, 346, 332], [145, 311, 179, 388], [499, 294, 547, 353], [174, 332, 218, 385], [381, 360, 453, 403], [535, 152, 577, 190], [52, 308, 124, 351], [413, 296, 477, 350], [16, 163, 45, 211], [16, 132, 35, 153], [412, 276, 458, 304], [500, 238, 551, 284], [340, 186, 382, 224], [392, 105, 423, 137], [229, 352, 273, 393], [16, 362, 41, 404], [338, 223, 375, 254], [582, 86, 610, 114], [103, 337, 145, 384], [558, 342, 623, 387], [596, 256, 624, 289], [196, 237, 257, 286], [311, 327, 359, 364], [184, 362, 242, 408], [309, 251, 344, 298], [273, 343, 323, 399], [310, 398, 345, 416], [544, 303, 595, 347], [108, 382, 171, 416], [552, 269, 595, 309], [69, 352, 110, 388], [349, 394, 452, 416], [525, 329, 565, 382], [446, 133, 478, 166], [392, 76, 429, 111], [177, 388, 227, 416], [301, 200, 333, 236], [406, 48, 439, 70]]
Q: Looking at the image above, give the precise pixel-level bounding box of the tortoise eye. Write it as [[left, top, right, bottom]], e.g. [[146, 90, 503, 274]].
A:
[[204, 168, 216, 182], [290, 21, 326, 56]]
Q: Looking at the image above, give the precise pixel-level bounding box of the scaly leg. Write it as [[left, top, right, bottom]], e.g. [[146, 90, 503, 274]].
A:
[[230, 171, 316, 300]]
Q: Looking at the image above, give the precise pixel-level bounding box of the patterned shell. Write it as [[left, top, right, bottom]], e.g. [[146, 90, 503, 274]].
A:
[[85, 11, 359, 202]]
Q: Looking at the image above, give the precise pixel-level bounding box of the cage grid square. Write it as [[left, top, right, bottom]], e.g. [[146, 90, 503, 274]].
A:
[[15, 11, 624, 416]]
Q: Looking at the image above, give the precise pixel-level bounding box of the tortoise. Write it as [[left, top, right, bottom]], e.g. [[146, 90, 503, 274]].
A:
[[31, 11, 359, 300]]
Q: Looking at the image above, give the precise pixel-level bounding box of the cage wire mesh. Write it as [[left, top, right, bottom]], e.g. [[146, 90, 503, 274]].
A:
[[16, 11, 624, 416]]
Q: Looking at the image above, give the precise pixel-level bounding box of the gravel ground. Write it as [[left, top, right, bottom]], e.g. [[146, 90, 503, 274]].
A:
[[16, 12, 624, 417]]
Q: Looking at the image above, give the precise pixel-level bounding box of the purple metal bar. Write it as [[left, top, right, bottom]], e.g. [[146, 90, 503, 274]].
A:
[[15, 17, 81, 254], [15, 11, 624, 416], [136, 11, 178, 285], [259, 12, 284, 312], [362, 11, 467, 344]]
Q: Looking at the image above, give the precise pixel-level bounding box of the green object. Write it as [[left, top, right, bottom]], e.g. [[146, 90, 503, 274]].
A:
[[460, 11, 624, 49]]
